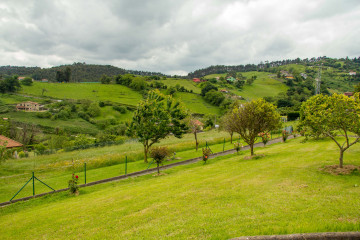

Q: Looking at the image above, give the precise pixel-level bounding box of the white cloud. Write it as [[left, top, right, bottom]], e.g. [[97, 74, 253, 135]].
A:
[[0, 0, 359, 74]]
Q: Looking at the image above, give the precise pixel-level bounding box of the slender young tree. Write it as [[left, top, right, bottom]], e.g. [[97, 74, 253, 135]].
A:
[[127, 90, 188, 162], [299, 93, 360, 168], [230, 99, 281, 156]]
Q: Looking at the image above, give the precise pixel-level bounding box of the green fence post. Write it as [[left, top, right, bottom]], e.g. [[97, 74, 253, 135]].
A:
[[223, 138, 225, 151], [32, 172, 35, 196], [125, 156, 127, 175], [84, 163, 87, 184]]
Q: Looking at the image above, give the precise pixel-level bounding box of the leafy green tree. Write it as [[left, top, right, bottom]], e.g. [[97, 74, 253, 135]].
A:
[[201, 82, 218, 96], [299, 93, 360, 168], [230, 99, 281, 155], [21, 77, 33, 86], [100, 74, 112, 84], [64, 67, 71, 82], [87, 102, 101, 117], [354, 82, 360, 93], [0, 76, 21, 93], [222, 112, 235, 143], [204, 89, 225, 106], [127, 89, 188, 162]]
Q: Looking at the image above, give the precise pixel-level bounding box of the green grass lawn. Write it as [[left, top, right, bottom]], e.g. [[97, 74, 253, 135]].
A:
[[0, 137, 359, 239], [20, 82, 143, 106]]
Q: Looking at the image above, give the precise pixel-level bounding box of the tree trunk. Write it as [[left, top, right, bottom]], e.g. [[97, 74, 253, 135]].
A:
[[194, 131, 198, 151], [157, 162, 160, 174], [250, 144, 254, 156], [144, 144, 149, 163], [230, 132, 233, 144], [339, 149, 344, 168]]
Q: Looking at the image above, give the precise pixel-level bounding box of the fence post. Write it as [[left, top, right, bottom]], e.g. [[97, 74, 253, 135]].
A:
[[125, 156, 127, 175], [84, 163, 86, 184], [223, 138, 225, 151], [32, 172, 35, 196]]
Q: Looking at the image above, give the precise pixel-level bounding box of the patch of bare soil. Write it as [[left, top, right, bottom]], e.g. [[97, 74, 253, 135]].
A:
[[243, 154, 265, 160], [320, 165, 360, 175], [152, 173, 168, 177]]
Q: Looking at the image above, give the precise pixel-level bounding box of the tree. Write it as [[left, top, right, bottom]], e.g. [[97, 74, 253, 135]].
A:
[[187, 118, 203, 151], [150, 146, 170, 174], [0, 76, 21, 93], [64, 67, 71, 82], [355, 82, 360, 93], [21, 77, 33, 86], [201, 82, 218, 96], [127, 89, 188, 162], [222, 112, 235, 143], [100, 74, 111, 84], [230, 99, 281, 155], [299, 93, 360, 168]]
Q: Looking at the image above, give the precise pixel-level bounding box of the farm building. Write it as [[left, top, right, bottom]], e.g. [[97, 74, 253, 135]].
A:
[[16, 101, 45, 112]]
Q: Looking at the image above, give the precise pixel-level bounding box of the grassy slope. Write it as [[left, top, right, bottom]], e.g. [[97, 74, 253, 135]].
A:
[[20, 82, 143, 106], [0, 111, 99, 135], [208, 71, 288, 100], [174, 92, 221, 115], [0, 138, 359, 239], [159, 78, 201, 94]]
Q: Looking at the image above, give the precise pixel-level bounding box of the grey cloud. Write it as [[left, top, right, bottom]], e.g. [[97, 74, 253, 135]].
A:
[[0, 0, 359, 74]]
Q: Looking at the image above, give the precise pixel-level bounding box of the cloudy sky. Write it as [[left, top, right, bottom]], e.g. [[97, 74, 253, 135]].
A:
[[1, 0, 360, 75]]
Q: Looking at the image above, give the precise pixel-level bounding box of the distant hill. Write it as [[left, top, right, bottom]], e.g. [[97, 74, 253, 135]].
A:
[[0, 63, 167, 82]]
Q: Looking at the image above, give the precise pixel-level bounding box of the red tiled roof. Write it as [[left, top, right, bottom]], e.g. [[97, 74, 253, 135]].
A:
[[0, 135, 23, 148], [192, 119, 204, 126]]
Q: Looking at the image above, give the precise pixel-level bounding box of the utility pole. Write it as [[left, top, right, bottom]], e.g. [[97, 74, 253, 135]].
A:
[[315, 64, 322, 95]]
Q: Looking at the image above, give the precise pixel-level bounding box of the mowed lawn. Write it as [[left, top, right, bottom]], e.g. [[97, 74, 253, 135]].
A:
[[20, 82, 143, 106], [1, 138, 359, 239]]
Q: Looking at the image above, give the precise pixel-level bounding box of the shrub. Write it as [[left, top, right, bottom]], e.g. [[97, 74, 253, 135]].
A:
[[18, 151, 26, 158], [150, 146, 170, 174], [258, 132, 270, 146], [234, 142, 242, 154], [282, 130, 290, 142], [202, 148, 212, 163], [68, 174, 79, 194], [113, 105, 126, 114]]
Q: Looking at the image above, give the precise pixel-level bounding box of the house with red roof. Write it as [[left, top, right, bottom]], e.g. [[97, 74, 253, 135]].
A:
[[193, 78, 201, 83], [0, 135, 23, 148]]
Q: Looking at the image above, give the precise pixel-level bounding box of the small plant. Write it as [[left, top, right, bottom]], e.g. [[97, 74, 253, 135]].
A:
[[292, 130, 297, 138], [202, 148, 212, 163], [150, 146, 170, 174], [282, 130, 290, 142], [68, 174, 79, 194], [258, 132, 270, 146], [234, 142, 242, 154]]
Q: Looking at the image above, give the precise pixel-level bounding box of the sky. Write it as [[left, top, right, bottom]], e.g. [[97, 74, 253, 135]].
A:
[[1, 0, 360, 75]]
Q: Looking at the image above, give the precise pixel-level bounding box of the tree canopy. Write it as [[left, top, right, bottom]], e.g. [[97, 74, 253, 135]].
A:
[[299, 93, 360, 168], [229, 99, 281, 155], [127, 89, 188, 162]]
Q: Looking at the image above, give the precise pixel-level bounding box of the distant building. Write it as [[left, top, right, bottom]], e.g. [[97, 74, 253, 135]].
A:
[[226, 77, 236, 82], [349, 71, 356, 76], [16, 101, 45, 112], [0, 135, 23, 149], [344, 92, 353, 97], [41, 79, 49, 82], [300, 73, 307, 79], [219, 89, 229, 93], [193, 78, 201, 83]]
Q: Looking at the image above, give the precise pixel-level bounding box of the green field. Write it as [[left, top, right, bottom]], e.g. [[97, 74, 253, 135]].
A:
[[230, 72, 288, 100], [0, 111, 100, 135], [159, 78, 201, 94], [0, 137, 359, 239], [20, 82, 143, 106], [174, 92, 221, 115]]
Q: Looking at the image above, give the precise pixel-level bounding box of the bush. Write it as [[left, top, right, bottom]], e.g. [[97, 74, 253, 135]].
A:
[[150, 146, 170, 174], [18, 151, 26, 158], [68, 174, 79, 194], [113, 105, 126, 114], [36, 111, 52, 119], [202, 148, 211, 163]]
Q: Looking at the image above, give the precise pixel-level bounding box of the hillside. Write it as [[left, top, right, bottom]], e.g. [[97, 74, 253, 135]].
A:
[[1, 138, 359, 239]]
